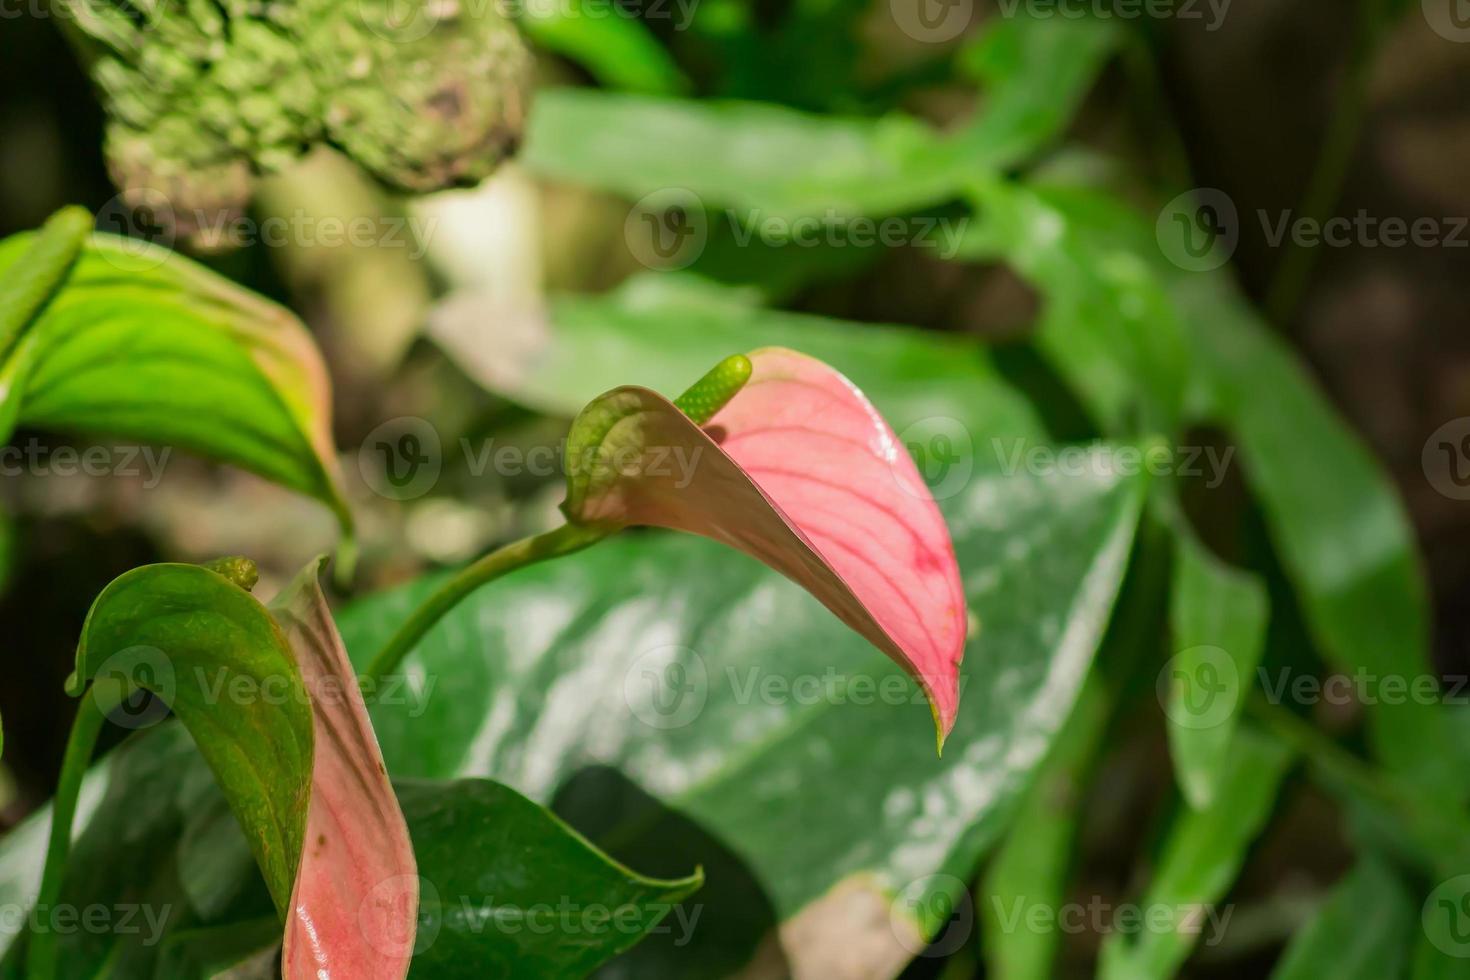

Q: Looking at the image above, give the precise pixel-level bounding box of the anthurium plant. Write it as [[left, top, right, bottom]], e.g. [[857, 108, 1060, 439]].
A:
[[4, 3, 1467, 978], [0, 214, 967, 977]]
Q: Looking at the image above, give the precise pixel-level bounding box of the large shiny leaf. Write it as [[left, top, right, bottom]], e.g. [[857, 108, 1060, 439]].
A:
[[340, 449, 1147, 975], [398, 778, 703, 979], [0, 729, 697, 978], [563, 349, 967, 740], [0, 231, 353, 538]]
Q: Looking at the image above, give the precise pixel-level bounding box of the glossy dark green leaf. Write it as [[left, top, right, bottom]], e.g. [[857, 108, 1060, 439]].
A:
[[0, 231, 353, 539], [1098, 729, 1292, 980], [1166, 531, 1269, 810], [521, 16, 1118, 220], [70, 563, 314, 915], [399, 778, 702, 979], [0, 729, 703, 979], [1270, 857, 1413, 980], [338, 450, 1147, 972]]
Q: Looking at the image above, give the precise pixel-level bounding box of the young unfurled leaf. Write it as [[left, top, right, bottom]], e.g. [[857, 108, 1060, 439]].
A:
[[271, 560, 418, 980], [70, 562, 315, 913], [0, 228, 354, 549], [562, 347, 967, 742], [69, 558, 417, 978]]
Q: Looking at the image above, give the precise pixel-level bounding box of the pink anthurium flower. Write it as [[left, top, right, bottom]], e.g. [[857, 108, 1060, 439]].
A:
[[272, 561, 419, 979], [562, 347, 967, 745]]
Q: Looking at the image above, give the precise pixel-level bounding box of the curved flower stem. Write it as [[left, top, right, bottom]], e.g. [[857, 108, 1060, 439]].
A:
[[27, 683, 115, 980], [362, 521, 612, 690]]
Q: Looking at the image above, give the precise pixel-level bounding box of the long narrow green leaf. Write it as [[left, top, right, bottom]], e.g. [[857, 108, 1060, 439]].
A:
[[519, 1, 689, 95], [1166, 531, 1269, 809], [1098, 730, 1291, 980], [521, 16, 1119, 220], [1271, 857, 1414, 979]]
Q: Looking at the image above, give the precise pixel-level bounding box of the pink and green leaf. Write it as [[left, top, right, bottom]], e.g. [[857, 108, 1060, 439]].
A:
[[563, 347, 967, 743]]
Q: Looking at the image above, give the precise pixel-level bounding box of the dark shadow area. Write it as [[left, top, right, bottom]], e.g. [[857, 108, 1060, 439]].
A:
[[552, 765, 788, 979]]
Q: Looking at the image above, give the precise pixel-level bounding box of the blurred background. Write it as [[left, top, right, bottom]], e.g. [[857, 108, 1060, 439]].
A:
[[1, 0, 1468, 976]]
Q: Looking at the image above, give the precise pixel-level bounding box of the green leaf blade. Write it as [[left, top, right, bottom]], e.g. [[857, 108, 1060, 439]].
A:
[[71, 563, 314, 915]]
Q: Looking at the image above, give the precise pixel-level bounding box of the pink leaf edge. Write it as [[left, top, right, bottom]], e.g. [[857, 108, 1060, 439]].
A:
[[271, 561, 418, 978], [568, 347, 967, 743]]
